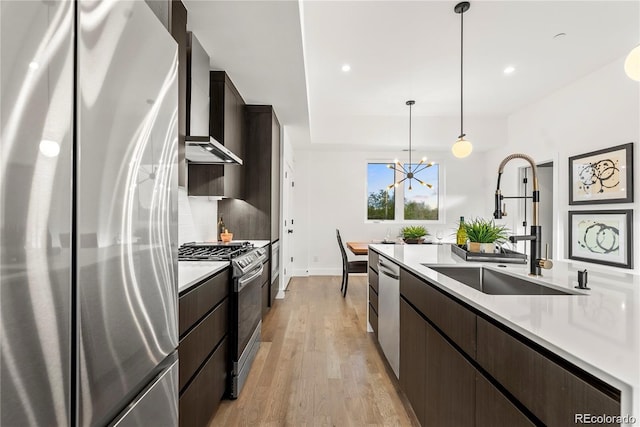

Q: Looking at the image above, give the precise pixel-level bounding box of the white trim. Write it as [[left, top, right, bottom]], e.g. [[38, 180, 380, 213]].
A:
[[293, 269, 309, 277]]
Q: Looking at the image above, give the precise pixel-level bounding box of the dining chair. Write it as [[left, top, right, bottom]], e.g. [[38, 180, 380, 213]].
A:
[[336, 229, 368, 297]]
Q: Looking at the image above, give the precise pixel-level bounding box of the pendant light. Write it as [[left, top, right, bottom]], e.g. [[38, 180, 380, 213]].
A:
[[625, 44, 640, 81], [387, 100, 434, 191], [452, 1, 473, 159]]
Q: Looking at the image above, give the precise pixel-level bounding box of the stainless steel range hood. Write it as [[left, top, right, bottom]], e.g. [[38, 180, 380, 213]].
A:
[[185, 136, 243, 165]]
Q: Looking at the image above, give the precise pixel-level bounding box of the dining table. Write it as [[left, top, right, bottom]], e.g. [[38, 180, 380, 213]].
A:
[[346, 241, 371, 256]]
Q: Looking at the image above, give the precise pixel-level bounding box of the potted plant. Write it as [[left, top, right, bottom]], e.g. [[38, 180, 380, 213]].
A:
[[401, 225, 429, 244], [462, 218, 508, 253]]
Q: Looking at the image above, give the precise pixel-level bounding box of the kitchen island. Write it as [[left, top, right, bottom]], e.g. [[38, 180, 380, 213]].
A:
[[368, 243, 639, 426]]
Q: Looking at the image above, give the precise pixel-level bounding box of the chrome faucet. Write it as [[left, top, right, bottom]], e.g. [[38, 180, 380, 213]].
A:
[[493, 153, 553, 276]]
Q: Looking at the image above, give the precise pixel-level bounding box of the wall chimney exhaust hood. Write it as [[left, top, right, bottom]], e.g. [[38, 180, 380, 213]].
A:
[[185, 136, 243, 165]]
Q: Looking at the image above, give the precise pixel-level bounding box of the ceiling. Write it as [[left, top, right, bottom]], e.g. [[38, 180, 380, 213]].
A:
[[184, 0, 640, 152]]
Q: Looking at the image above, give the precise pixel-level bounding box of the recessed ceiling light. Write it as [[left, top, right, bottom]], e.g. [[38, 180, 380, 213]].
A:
[[341, 64, 351, 72], [29, 61, 39, 70], [504, 66, 515, 75]]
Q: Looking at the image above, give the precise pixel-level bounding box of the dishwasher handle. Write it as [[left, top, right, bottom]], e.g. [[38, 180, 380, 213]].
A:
[[378, 259, 399, 280]]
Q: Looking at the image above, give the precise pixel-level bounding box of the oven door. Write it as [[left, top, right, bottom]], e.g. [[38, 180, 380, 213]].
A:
[[235, 263, 264, 360]]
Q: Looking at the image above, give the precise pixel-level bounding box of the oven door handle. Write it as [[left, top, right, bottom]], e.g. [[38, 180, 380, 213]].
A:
[[236, 264, 265, 292]]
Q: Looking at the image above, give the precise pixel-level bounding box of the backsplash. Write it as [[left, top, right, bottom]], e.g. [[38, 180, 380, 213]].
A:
[[178, 187, 218, 244]]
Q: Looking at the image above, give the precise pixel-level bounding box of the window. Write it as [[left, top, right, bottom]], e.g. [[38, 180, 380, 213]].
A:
[[404, 163, 439, 220], [366, 161, 440, 222], [367, 163, 395, 220]]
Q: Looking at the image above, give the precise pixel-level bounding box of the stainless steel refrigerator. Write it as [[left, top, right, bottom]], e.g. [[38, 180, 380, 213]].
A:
[[1, 0, 179, 425]]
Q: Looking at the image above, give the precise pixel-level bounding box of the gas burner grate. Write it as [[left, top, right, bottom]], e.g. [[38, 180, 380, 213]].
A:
[[178, 242, 254, 261]]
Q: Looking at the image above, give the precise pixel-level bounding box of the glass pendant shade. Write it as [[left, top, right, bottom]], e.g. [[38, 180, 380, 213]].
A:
[[625, 45, 640, 81], [452, 136, 473, 158]]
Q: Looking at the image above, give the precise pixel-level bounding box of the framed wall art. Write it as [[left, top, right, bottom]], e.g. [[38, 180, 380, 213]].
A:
[[568, 143, 634, 205], [568, 210, 633, 269]]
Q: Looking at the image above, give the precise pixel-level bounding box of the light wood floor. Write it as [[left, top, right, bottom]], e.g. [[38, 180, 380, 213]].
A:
[[209, 275, 419, 426]]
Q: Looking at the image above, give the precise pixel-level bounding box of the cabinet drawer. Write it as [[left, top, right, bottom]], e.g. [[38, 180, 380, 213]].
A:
[[369, 250, 379, 273], [399, 298, 426, 426], [179, 298, 229, 391], [369, 285, 378, 313], [179, 336, 228, 427], [477, 317, 620, 426], [476, 372, 535, 427], [179, 268, 229, 337], [369, 303, 378, 336], [425, 320, 475, 427], [368, 268, 379, 294], [400, 268, 476, 358]]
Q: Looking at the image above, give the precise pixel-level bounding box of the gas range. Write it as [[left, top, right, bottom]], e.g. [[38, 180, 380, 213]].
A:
[[178, 241, 268, 278]]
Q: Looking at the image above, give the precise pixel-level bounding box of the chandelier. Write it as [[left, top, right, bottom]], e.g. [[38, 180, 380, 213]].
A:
[[387, 100, 433, 191]]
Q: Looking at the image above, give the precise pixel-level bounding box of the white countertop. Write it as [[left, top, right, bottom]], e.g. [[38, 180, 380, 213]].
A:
[[370, 243, 640, 420], [178, 261, 228, 294]]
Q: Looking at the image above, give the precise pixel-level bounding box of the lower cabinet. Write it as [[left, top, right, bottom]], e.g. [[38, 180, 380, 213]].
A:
[[400, 298, 474, 427], [424, 315, 475, 427], [179, 337, 228, 427], [397, 266, 621, 427], [476, 374, 534, 427], [399, 299, 426, 425], [178, 268, 230, 427], [368, 263, 379, 335], [477, 317, 620, 426]]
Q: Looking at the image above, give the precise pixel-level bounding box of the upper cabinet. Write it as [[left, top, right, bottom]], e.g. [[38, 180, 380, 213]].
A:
[[219, 105, 280, 241], [188, 72, 245, 198]]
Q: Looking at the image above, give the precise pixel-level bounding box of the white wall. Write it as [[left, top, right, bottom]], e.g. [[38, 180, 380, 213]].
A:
[[178, 187, 219, 244], [293, 148, 496, 275], [484, 55, 640, 274]]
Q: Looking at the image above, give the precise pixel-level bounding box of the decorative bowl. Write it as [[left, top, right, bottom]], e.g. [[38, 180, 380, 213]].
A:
[[403, 237, 425, 244], [220, 232, 233, 243]]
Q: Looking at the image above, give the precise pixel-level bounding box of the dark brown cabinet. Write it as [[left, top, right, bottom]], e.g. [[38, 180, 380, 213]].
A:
[[399, 297, 475, 427], [218, 105, 280, 241], [399, 298, 426, 425], [396, 265, 621, 427], [400, 268, 476, 358], [179, 336, 228, 427], [424, 320, 476, 427], [368, 250, 379, 274], [188, 71, 245, 198], [476, 374, 534, 427], [477, 317, 620, 426], [368, 250, 380, 336], [178, 268, 230, 427]]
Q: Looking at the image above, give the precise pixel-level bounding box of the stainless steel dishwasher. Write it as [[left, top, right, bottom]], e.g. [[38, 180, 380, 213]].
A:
[[378, 256, 400, 378]]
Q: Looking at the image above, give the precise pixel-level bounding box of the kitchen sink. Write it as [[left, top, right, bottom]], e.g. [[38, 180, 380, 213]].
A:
[[423, 265, 579, 296]]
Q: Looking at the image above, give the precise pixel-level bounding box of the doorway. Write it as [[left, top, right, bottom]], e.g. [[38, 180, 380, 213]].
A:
[[281, 160, 295, 292]]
